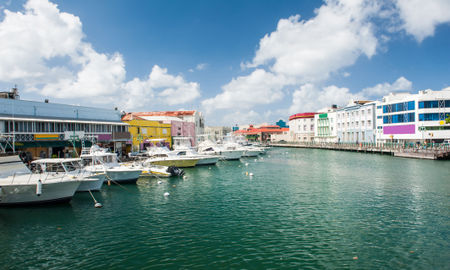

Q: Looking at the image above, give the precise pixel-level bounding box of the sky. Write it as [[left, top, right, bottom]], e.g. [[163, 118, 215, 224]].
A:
[[0, 0, 449, 126]]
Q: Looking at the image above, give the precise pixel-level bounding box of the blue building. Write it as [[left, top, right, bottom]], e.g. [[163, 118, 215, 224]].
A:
[[0, 88, 129, 158], [276, 119, 288, 128]]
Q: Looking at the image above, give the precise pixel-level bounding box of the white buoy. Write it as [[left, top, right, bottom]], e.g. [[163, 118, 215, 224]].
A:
[[245, 163, 249, 166], [164, 192, 170, 197], [183, 175, 187, 180], [209, 167, 212, 169], [249, 173, 254, 176], [94, 202, 103, 208], [254, 159, 257, 162], [36, 180, 42, 196], [157, 180, 162, 184]]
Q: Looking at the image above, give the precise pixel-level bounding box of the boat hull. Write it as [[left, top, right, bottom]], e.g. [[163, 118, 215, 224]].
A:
[[149, 159, 198, 168], [106, 169, 142, 184], [76, 174, 106, 192], [196, 156, 220, 165], [0, 179, 80, 206]]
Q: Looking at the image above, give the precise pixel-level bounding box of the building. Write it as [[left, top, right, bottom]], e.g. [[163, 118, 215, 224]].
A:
[[204, 126, 232, 142], [314, 106, 338, 143], [122, 111, 204, 146], [0, 88, 129, 157], [335, 100, 376, 143], [120, 116, 172, 151], [276, 119, 289, 128], [234, 125, 286, 143], [288, 112, 317, 142], [270, 128, 290, 142], [376, 89, 450, 143]]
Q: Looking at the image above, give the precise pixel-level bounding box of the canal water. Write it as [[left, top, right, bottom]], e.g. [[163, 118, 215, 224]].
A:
[[0, 147, 449, 269]]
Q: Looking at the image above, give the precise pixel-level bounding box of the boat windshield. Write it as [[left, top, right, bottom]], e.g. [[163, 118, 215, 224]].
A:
[[63, 161, 82, 172]]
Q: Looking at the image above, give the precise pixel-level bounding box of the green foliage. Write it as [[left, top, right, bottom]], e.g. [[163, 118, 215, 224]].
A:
[[446, 115, 450, 124]]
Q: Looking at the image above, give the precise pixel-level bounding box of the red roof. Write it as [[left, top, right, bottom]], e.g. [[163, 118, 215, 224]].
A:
[[233, 126, 287, 135], [289, 112, 317, 121], [122, 111, 196, 121]]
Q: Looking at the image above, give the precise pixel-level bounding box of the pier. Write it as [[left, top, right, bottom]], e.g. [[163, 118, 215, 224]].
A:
[[269, 142, 450, 160]]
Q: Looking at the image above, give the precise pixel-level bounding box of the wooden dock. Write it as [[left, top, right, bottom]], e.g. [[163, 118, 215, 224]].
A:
[[269, 143, 450, 160]]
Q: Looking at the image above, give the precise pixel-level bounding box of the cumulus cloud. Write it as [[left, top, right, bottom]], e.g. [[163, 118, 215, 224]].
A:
[[122, 65, 200, 109], [360, 76, 412, 98], [0, 0, 200, 109], [202, 69, 291, 113], [203, 0, 379, 115], [289, 84, 357, 114], [395, 0, 450, 42]]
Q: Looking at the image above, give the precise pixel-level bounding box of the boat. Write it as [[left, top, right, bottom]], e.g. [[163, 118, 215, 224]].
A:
[[80, 146, 142, 184], [197, 140, 244, 160], [0, 155, 81, 206], [144, 147, 199, 168], [123, 160, 184, 178], [170, 147, 220, 166], [31, 158, 106, 192]]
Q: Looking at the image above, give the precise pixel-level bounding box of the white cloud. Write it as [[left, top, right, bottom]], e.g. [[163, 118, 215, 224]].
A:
[[360, 76, 412, 98], [122, 65, 200, 109], [196, 63, 207, 71], [204, 0, 380, 115], [0, 0, 200, 110], [395, 0, 450, 42], [202, 69, 291, 113], [289, 84, 357, 114]]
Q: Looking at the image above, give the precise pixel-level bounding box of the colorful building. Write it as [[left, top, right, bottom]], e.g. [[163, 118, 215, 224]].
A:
[[314, 106, 338, 143], [234, 125, 285, 142], [122, 111, 203, 147], [121, 116, 172, 151], [376, 89, 450, 143]]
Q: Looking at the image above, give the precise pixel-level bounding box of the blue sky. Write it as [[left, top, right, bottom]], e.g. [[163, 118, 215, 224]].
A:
[[0, 0, 449, 126]]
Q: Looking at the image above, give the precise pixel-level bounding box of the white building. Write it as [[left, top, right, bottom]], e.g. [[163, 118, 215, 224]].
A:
[[314, 106, 338, 143], [288, 112, 317, 142], [270, 128, 290, 142], [336, 100, 377, 143], [376, 88, 450, 143]]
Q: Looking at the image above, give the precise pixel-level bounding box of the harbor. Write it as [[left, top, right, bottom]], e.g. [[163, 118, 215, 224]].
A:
[[1, 147, 449, 269]]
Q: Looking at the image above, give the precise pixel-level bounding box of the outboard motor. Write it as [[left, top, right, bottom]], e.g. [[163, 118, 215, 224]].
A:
[[167, 166, 185, 177]]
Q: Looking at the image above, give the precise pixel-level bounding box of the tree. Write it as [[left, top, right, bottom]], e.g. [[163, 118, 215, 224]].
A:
[[446, 115, 450, 124]]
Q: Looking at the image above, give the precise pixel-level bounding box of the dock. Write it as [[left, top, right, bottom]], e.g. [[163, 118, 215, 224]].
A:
[[269, 143, 450, 160]]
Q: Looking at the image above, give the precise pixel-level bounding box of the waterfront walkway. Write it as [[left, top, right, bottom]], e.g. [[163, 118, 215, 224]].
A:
[[269, 142, 450, 160]]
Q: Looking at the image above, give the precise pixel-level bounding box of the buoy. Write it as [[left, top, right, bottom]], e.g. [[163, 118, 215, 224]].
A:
[[245, 163, 249, 166], [353, 256, 358, 260], [36, 180, 42, 196], [245, 172, 249, 176], [254, 159, 257, 162], [172, 185, 176, 187], [209, 167, 212, 169], [157, 180, 162, 184], [249, 173, 254, 176], [107, 180, 111, 186], [94, 202, 103, 208], [164, 192, 170, 197], [183, 175, 187, 180]]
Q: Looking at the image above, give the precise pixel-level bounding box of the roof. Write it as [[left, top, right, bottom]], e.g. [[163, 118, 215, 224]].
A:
[[289, 112, 317, 121], [122, 111, 196, 121], [233, 125, 287, 135]]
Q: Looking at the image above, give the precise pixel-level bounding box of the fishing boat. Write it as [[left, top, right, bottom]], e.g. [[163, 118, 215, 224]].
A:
[[0, 155, 82, 206], [198, 140, 244, 160], [80, 146, 142, 184], [170, 147, 220, 165], [31, 158, 106, 192], [145, 147, 199, 168]]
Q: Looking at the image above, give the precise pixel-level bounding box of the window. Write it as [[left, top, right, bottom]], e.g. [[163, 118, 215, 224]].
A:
[[419, 113, 450, 121], [383, 113, 415, 124]]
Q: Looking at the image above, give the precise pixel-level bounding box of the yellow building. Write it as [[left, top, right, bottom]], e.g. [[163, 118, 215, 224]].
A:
[[123, 119, 172, 151]]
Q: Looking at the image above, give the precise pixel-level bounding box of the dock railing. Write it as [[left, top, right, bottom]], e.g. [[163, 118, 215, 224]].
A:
[[269, 141, 450, 159]]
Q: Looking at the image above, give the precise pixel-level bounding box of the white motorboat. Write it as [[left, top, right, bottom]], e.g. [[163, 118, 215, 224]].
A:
[[198, 141, 244, 160], [170, 147, 220, 165], [145, 147, 199, 168], [0, 156, 81, 206], [31, 158, 106, 192], [80, 146, 142, 184]]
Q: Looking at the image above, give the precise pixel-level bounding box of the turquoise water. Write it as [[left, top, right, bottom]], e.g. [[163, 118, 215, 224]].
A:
[[1, 147, 449, 269]]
